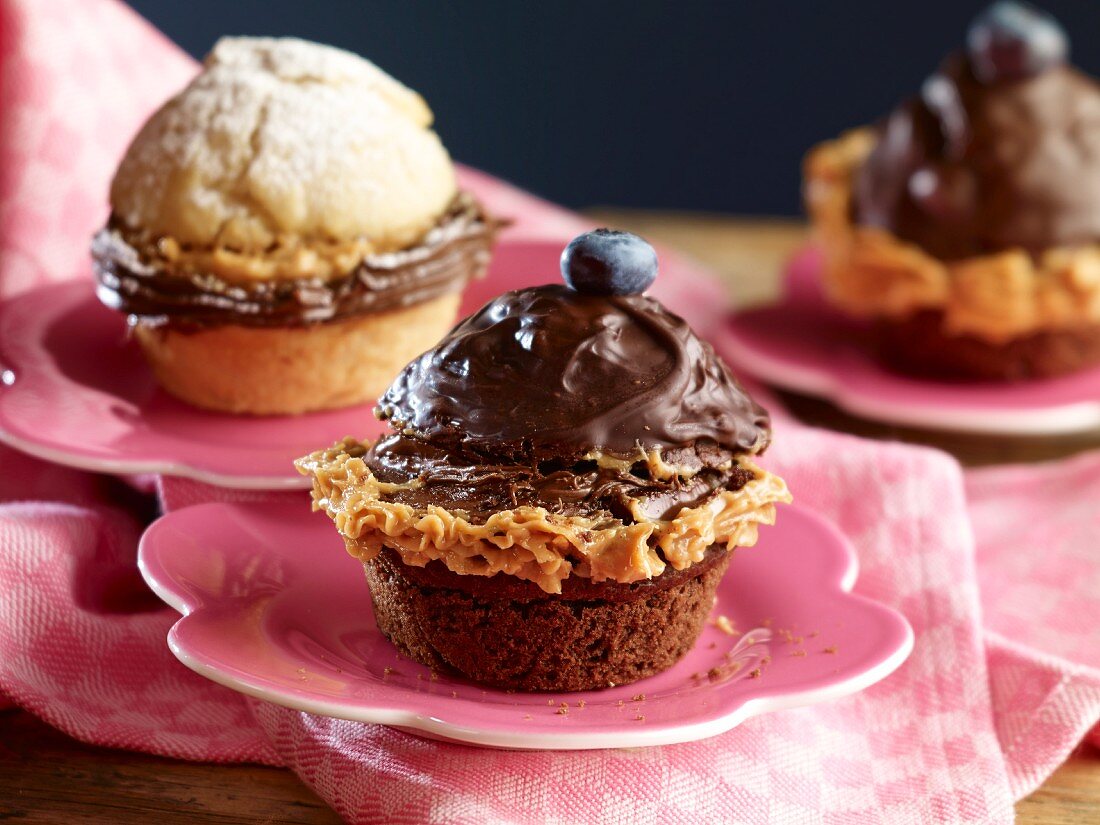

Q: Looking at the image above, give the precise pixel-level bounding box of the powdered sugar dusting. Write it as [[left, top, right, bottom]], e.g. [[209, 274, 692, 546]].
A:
[[208, 37, 431, 126], [110, 37, 455, 250]]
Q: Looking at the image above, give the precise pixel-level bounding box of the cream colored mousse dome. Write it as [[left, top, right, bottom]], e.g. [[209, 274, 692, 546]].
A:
[[109, 36, 457, 262]]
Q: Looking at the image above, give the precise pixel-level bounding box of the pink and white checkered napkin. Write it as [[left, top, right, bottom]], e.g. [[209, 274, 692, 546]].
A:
[[3, 1, 1100, 822]]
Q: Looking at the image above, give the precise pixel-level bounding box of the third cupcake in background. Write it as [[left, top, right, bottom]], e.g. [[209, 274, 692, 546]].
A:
[[93, 37, 499, 414], [805, 2, 1100, 380], [298, 230, 790, 692]]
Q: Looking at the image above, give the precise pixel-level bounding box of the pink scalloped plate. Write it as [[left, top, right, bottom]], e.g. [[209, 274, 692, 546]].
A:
[[713, 246, 1100, 435], [138, 501, 912, 750], [0, 240, 726, 489]]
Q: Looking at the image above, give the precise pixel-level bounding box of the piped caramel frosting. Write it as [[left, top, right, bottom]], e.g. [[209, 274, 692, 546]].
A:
[[298, 437, 790, 594], [92, 192, 497, 328]]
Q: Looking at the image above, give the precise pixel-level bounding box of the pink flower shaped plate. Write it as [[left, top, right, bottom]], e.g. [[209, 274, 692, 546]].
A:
[[714, 246, 1100, 435], [138, 500, 913, 750], [0, 240, 726, 488]]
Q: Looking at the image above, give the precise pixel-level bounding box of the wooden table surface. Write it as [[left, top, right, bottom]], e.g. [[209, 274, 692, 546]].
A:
[[3, 213, 1098, 823]]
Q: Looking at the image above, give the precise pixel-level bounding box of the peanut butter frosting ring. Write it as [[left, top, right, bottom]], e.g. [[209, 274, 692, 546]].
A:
[[297, 439, 792, 595], [92, 192, 499, 329], [806, 129, 1100, 343]]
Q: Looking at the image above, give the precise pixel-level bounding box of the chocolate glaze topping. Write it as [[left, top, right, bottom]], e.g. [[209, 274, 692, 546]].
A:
[[91, 193, 497, 328], [853, 54, 1100, 260], [377, 284, 771, 461]]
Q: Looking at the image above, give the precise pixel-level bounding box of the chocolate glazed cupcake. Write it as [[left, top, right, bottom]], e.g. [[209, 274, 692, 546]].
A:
[[805, 2, 1100, 380], [92, 37, 499, 414], [298, 230, 791, 692]]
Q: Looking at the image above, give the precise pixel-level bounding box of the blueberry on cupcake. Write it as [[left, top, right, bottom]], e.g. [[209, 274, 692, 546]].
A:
[[805, 2, 1100, 380], [93, 37, 499, 414], [297, 230, 790, 691]]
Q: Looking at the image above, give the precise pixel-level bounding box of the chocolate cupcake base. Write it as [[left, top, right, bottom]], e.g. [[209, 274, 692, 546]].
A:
[[878, 311, 1100, 381], [365, 546, 732, 692]]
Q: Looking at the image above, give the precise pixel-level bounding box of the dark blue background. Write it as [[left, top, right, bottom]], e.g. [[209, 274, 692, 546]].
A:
[[126, 1, 1100, 215]]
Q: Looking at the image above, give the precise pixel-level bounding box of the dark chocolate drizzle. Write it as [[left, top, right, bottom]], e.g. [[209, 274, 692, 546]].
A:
[[91, 192, 498, 328], [854, 53, 1100, 260], [377, 284, 771, 461]]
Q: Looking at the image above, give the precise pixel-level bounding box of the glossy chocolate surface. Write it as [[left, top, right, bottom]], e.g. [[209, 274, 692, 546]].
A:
[[853, 54, 1100, 260], [377, 284, 771, 461]]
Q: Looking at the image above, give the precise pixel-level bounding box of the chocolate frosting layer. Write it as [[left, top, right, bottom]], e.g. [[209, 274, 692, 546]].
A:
[[853, 54, 1100, 260], [365, 434, 750, 522], [91, 192, 497, 328], [377, 284, 770, 459]]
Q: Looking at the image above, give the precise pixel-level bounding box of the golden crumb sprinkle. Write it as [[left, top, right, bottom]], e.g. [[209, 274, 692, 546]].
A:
[[715, 615, 739, 636]]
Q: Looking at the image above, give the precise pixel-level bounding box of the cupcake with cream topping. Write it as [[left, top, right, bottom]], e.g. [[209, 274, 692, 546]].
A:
[[805, 2, 1100, 380], [298, 229, 790, 691], [93, 37, 498, 414]]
